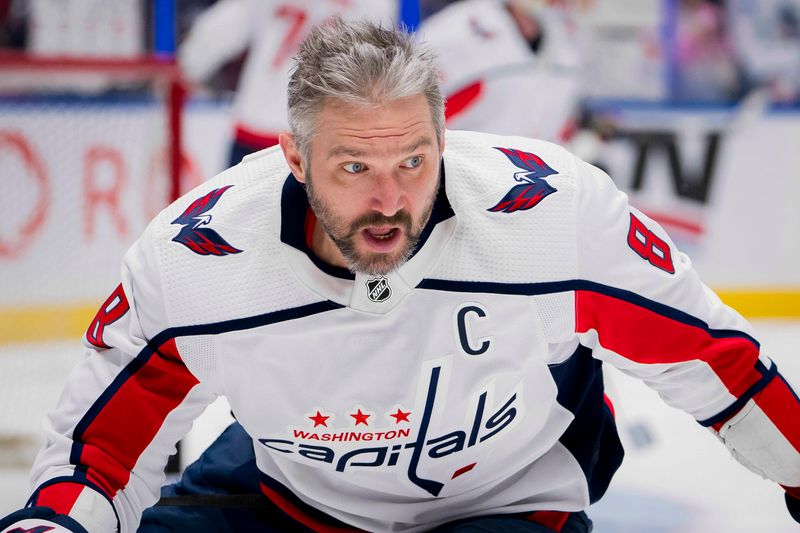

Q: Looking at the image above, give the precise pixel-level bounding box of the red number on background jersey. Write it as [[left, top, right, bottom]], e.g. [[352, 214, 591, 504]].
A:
[[271, 4, 308, 70], [86, 284, 130, 349], [627, 213, 675, 274]]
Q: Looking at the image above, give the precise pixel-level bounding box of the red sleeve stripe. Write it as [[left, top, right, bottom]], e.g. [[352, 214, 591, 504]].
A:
[[233, 124, 279, 149], [69, 301, 344, 498], [525, 510, 571, 532], [34, 482, 84, 514], [603, 393, 616, 419], [752, 374, 800, 454], [76, 338, 198, 497], [784, 485, 800, 499], [575, 290, 763, 400], [444, 81, 483, 122]]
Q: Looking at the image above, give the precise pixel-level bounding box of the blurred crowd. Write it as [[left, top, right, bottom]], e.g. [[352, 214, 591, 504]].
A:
[[674, 0, 800, 103], [0, 0, 798, 105]]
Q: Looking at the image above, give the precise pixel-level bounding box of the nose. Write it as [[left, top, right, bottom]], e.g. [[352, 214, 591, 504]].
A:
[[371, 172, 405, 216]]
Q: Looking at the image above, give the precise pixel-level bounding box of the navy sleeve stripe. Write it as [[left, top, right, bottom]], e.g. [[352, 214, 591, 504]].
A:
[[69, 300, 345, 490], [417, 278, 759, 348]]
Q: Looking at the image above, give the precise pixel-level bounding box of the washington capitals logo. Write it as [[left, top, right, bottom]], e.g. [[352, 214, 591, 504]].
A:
[[488, 147, 558, 213], [171, 185, 242, 256]]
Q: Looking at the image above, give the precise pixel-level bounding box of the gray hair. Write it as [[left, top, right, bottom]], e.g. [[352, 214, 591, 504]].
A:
[[287, 18, 445, 162]]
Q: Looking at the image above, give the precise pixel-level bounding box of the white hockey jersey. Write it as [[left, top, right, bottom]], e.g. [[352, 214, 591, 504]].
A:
[[178, 0, 397, 147], [17, 131, 800, 532], [419, 0, 583, 142]]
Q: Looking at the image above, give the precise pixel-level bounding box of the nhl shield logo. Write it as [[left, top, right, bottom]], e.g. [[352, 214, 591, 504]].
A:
[[366, 277, 392, 303]]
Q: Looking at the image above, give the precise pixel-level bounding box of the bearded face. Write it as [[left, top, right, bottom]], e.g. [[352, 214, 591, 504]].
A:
[[305, 169, 436, 275], [280, 94, 444, 277]]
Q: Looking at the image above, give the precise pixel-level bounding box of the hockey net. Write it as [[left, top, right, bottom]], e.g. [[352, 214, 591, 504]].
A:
[[0, 52, 185, 468]]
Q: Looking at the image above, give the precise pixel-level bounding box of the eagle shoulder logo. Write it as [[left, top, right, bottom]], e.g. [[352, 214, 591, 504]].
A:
[[171, 185, 242, 256], [488, 147, 558, 213], [366, 277, 392, 303]]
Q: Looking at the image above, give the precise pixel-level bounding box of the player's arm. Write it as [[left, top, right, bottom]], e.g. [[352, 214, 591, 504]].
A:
[[570, 158, 800, 522], [0, 228, 218, 532], [177, 0, 253, 84]]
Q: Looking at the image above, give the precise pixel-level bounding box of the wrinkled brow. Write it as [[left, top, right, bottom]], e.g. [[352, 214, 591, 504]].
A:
[[327, 136, 434, 160]]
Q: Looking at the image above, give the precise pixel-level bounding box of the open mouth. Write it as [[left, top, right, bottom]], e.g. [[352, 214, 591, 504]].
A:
[[368, 228, 396, 240], [361, 226, 403, 252]]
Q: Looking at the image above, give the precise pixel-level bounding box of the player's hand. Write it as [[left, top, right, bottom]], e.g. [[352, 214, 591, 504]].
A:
[[0, 507, 85, 533], [787, 492, 800, 524]]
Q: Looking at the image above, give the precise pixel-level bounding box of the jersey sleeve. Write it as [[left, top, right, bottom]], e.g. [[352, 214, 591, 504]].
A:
[[22, 227, 218, 532], [177, 0, 253, 83], [571, 158, 800, 494]]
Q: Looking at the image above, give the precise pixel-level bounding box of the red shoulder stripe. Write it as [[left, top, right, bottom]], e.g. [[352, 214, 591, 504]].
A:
[[575, 290, 762, 398]]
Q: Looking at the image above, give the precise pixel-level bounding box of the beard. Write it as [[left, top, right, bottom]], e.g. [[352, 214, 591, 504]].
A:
[[305, 170, 437, 276]]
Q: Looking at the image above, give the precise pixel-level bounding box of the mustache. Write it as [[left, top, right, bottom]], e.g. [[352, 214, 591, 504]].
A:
[[346, 211, 413, 237]]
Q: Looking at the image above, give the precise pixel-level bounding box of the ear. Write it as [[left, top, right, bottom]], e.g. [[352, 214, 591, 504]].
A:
[[279, 132, 306, 184]]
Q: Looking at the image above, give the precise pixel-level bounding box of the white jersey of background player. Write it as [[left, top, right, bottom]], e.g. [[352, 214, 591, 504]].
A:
[[2, 18, 799, 533], [179, 0, 397, 150], [419, 0, 585, 142]]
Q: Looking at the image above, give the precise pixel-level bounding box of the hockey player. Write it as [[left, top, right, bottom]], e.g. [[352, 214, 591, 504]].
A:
[[178, 0, 397, 167], [418, 0, 585, 143], [2, 18, 799, 533]]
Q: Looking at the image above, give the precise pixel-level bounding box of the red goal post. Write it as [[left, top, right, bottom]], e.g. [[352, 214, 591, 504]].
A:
[[0, 51, 186, 205], [0, 52, 187, 467], [0, 51, 187, 340]]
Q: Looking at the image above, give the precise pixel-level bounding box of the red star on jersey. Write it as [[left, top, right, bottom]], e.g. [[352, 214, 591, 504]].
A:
[[390, 408, 411, 424], [309, 411, 329, 428], [350, 408, 370, 426]]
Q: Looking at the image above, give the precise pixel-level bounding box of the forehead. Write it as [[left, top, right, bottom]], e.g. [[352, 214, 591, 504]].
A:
[[313, 95, 437, 159]]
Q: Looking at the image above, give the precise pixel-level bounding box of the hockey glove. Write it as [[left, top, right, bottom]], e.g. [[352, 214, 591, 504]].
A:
[[0, 506, 88, 533]]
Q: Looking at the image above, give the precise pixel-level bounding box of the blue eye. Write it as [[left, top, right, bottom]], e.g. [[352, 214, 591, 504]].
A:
[[403, 156, 423, 168], [343, 162, 365, 173]]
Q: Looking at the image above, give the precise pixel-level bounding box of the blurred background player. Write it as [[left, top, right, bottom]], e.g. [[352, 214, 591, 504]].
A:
[[727, 0, 800, 103], [419, 0, 588, 144], [177, 0, 398, 167]]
